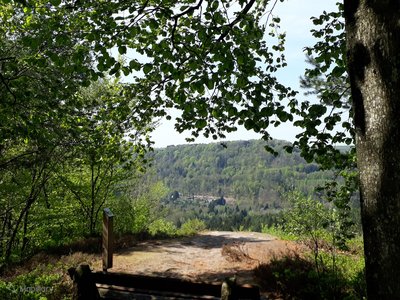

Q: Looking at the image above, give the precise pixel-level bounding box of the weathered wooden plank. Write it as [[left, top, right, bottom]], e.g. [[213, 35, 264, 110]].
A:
[[92, 272, 260, 300], [97, 284, 219, 299]]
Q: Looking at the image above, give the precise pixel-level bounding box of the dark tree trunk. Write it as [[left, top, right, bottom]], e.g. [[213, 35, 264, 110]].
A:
[[5, 199, 33, 260], [344, 0, 400, 298]]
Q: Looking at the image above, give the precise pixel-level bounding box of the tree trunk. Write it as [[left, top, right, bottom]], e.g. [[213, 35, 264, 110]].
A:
[[5, 199, 33, 260], [344, 1, 400, 298]]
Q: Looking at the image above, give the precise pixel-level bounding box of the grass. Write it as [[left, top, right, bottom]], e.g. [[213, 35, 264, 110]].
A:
[[261, 224, 298, 241]]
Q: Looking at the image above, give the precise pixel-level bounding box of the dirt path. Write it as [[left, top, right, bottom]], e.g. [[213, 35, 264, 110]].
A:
[[110, 231, 300, 287]]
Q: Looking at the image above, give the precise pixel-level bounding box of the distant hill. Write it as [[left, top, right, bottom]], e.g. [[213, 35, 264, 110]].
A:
[[148, 139, 335, 209]]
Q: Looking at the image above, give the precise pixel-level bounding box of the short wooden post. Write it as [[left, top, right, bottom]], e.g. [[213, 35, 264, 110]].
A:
[[102, 208, 114, 271], [68, 264, 100, 300]]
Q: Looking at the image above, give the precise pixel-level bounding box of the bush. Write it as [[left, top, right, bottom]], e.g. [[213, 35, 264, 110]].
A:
[[255, 252, 366, 300], [0, 272, 61, 300], [148, 219, 177, 237], [178, 219, 206, 236]]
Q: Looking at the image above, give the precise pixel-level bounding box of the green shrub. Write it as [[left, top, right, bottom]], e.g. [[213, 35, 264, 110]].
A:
[[261, 224, 297, 241], [0, 272, 61, 300], [178, 219, 206, 236], [148, 219, 177, 237], [255, 252, 366, 300]]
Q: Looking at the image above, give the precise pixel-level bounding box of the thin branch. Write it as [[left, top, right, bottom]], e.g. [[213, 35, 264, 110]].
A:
[[171, 0, 204, 49], [217, 0, 256, 42], [265, 0, 279, 25], [0, 72, 16, 102], [0, 151, 40, 170], [174, 0, 204, 20]]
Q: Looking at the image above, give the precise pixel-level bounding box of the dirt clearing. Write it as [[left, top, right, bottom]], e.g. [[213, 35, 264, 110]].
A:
[[110, 231, 302, 287]]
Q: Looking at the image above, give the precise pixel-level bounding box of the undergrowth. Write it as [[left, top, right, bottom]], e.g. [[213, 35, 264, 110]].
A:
[[254, 250, 366, 300]]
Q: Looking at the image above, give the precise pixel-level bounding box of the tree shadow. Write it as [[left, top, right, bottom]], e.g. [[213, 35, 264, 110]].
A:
[[116, 232, 275, 255]]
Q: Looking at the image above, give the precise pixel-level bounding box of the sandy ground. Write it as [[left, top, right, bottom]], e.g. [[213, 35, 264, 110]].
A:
[[110, 231, 301, 287]]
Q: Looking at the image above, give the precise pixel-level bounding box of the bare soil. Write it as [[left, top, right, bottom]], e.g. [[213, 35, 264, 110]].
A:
[[1, 231, 304, 299], [109, 231, 303, 288]]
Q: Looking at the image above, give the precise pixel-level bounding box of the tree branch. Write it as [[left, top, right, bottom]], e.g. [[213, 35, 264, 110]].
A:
[[171, 0, 204, 49], [0, 72, 17, 102], [0, 151, 40, 170], [217, 0, 256, 42]]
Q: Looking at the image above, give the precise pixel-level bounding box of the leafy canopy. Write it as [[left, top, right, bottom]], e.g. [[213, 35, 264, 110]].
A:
[[1, 0, 297, 150]]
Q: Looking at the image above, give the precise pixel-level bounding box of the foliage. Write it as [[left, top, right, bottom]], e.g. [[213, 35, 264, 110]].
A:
[[292, 2, 352, 167], [283, 192, 333, 241], [278, 191, 363, 298], [0, 9, 150, 262], [109, 179, 169, 235], [255, 251, 366, 300], [57, 79, 152, 235], [0, 271, 61, 300], [149, 139, 362, 235], [1, 0, 296, 148], [151, 139, 337, 207], [260, 224, 297, 242], [284, 191, 355, 252], [0, 75, 152, 261], [0, 10, 91, 259], [177, 219, 206, 236], [148, 219, 178, 238], [148, 218, 206, 237]]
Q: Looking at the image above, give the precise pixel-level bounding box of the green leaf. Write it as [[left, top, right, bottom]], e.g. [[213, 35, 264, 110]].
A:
[[244, 119, 255, 130], [50, 0, 61, 6], [195, 119, 207, 129], [118, 46, 127, 55], [309, 104, 327, 117], [129, 59, 141, 71], [143, 64, 153, 75]]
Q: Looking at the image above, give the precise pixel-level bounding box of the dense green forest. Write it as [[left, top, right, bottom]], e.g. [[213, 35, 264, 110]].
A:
[[145, 139, 360, 232], [151, 139, 335, 206]]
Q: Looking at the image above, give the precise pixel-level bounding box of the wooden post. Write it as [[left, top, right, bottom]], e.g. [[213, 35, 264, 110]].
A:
[[68, 264, 100, 300], [102, 208, 114, 271]]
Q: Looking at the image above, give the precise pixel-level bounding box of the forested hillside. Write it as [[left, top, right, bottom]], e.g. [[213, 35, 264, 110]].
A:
[[150, 139, 335, 209]]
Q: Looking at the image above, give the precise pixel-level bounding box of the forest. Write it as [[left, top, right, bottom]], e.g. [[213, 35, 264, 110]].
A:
[[152, 139, 331, 203], [148, 139, 360, 232]]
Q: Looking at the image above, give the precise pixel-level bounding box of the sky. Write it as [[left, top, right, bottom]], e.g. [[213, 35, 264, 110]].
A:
[[150, 0, 338, 148]]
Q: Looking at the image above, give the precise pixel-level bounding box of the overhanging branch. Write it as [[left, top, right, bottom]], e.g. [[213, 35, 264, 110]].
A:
[[171, 0, 204, 49], [217, 0, 256, 42]]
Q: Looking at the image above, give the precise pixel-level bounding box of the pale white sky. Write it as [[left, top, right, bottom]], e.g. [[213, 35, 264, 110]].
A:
[[150, 0, 338, 148]]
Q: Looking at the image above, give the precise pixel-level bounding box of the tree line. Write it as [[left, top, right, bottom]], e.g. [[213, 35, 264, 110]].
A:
[[149, 139, 342, 208]]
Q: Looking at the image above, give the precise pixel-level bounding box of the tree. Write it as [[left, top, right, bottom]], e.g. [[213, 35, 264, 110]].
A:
[[0, 2, 94, 261], [344, 1, 400, 298], [301, 2, 400, 297], [0, 3, 151, 259], [58, 79, 151, 235], [1, 0, 297, 150]]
